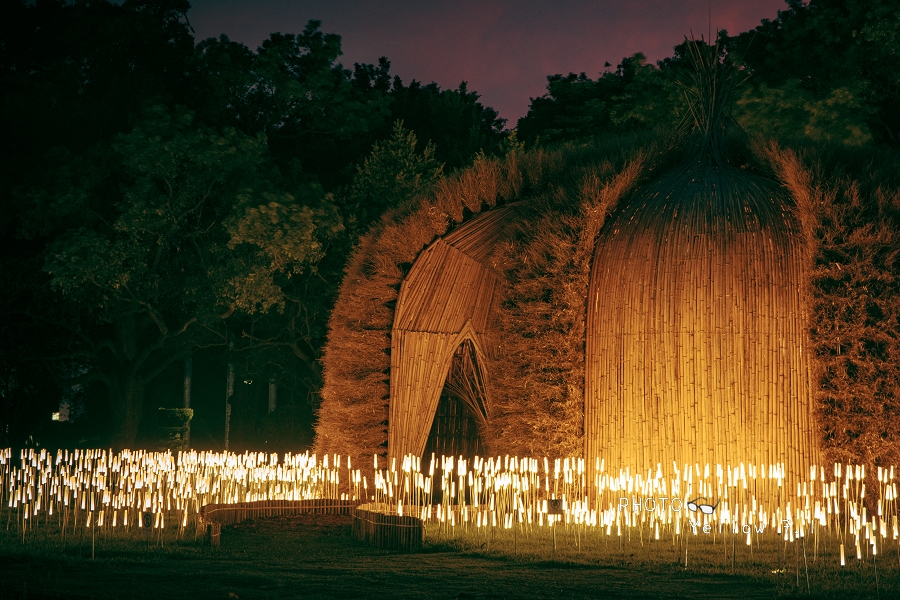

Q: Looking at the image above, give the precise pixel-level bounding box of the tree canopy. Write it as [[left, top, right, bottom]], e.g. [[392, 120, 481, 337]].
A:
[[14, 104, 342, 446], [518, 0, 900, 147], [0, 0, 503, 448], [516, 53, 683, 146]]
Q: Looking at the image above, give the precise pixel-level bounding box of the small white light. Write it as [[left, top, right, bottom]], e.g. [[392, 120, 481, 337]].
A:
[[51, 412, 60, 421]]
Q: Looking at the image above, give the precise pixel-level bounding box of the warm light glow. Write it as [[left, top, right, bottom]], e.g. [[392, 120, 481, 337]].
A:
[[0, 447, 896, 570]]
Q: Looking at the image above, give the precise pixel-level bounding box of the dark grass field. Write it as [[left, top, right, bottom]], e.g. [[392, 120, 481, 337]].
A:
[[0, 514, 894, 599]]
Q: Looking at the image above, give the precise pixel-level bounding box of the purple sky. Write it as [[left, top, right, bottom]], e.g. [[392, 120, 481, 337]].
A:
[[186, 0, 787, 125]]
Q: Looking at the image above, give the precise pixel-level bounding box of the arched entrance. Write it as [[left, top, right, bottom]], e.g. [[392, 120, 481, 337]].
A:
[[422, 339, 488, 464]]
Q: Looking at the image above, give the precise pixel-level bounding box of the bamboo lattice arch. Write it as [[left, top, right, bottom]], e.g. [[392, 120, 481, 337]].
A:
[[388, 205, 519, 459]]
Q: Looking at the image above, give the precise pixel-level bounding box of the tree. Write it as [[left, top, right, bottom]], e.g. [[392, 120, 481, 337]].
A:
[[19, 105, 340, 447], [1, 3, 505, 448], [516, 54, 681, 146], [733, 80, 873, 146], [724, 0, 900, 145], [189, 21, 392, 188], [0, 0, 195, 189], [1, 0, 198, 447], [341, 121, 443, 235], [387, 79, 506, 170]]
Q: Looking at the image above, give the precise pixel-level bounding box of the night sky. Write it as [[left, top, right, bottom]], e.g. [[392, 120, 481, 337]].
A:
[[186, 0, 788, 124]]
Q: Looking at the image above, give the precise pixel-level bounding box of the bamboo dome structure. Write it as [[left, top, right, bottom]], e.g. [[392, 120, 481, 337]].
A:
[[389, 205, 519, 460], [584, 45, 818, 479], [584, 164, 817, 477]]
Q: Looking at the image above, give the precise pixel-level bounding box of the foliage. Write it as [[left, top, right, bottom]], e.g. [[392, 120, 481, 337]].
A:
[[519, 1, 900, 149], [387, 78, 507, 170], [1, 1, 504, 448], [226, 186, 343, 314], [341, 121, 443, 235], [516, 54, 683, 146], [205, 22, 391, 187], [157, 408, 193, 426], [34, 106, 339, 318], [189, 23, 505, 188], [157, 407, 192, 450], [725, 0, 900, 145], [17, 104, 341, 446], [0, 0, 195, 179], [734, 80, 873, 146]]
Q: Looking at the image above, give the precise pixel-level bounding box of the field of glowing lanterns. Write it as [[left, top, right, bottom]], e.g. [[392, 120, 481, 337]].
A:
[[2, 446, 899, 587]]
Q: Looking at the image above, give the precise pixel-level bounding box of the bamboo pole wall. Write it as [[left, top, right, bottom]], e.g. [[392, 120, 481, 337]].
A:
[[389, 206, 519, 460], [352, 504, 425, 551], [585, 165, 818, 489]]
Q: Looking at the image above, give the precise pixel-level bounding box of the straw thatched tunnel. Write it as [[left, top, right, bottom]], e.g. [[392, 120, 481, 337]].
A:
[[314, 152, 533, 468], [316, 141, 823, 485]]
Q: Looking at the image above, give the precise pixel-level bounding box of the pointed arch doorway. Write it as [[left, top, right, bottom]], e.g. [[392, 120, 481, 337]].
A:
[[422, 339, 488, 465]]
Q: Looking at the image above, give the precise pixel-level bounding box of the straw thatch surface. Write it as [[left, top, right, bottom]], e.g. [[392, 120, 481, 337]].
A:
[[483, 135, 675, 458], [314, 152, 561, 468], [318, 128, 898, 481], [316, 136, 670, 467], [758, 141, 900, 468]]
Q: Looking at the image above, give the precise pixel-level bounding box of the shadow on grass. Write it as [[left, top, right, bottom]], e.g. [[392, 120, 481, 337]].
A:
[[0, 515, 895, 599]]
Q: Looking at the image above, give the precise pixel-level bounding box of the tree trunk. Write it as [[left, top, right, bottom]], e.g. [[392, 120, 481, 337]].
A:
[[110, 371, 145, 449], [183, 356, 192, 447], [224, 363, 233, 451], [108, 313, 147, 449], [102, 312, 192, 448]]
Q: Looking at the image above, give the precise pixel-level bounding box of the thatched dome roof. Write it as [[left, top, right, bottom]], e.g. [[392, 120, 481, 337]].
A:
[[586, 162, 818, 477]]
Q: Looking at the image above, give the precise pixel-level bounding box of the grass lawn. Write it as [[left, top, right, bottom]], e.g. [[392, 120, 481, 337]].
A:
[[0, 514, 894, 599]]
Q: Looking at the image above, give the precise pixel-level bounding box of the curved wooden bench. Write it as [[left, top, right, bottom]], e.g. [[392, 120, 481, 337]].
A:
[[199, 499, 357, 548], [351, 504, 425, 552]]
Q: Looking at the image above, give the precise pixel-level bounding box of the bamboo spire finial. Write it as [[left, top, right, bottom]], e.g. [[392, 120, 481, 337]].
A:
[[678, 34, 741, 166]]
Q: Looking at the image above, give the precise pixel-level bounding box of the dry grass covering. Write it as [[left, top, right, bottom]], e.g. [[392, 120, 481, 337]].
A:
[[314, 150, 568, 468], [319, 130, 899, 475], [759, 140, 900, 468], [485, 134, 675, 457], [316, 134, 673, 466]]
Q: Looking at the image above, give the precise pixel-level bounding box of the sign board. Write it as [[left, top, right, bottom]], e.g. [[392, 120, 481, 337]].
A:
[[142, 511, 153, 537], [547, 498, 564, 515]]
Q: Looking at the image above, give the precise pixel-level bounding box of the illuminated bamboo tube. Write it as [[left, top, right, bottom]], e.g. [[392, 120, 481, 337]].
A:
[[3, 447, 899, 571]]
